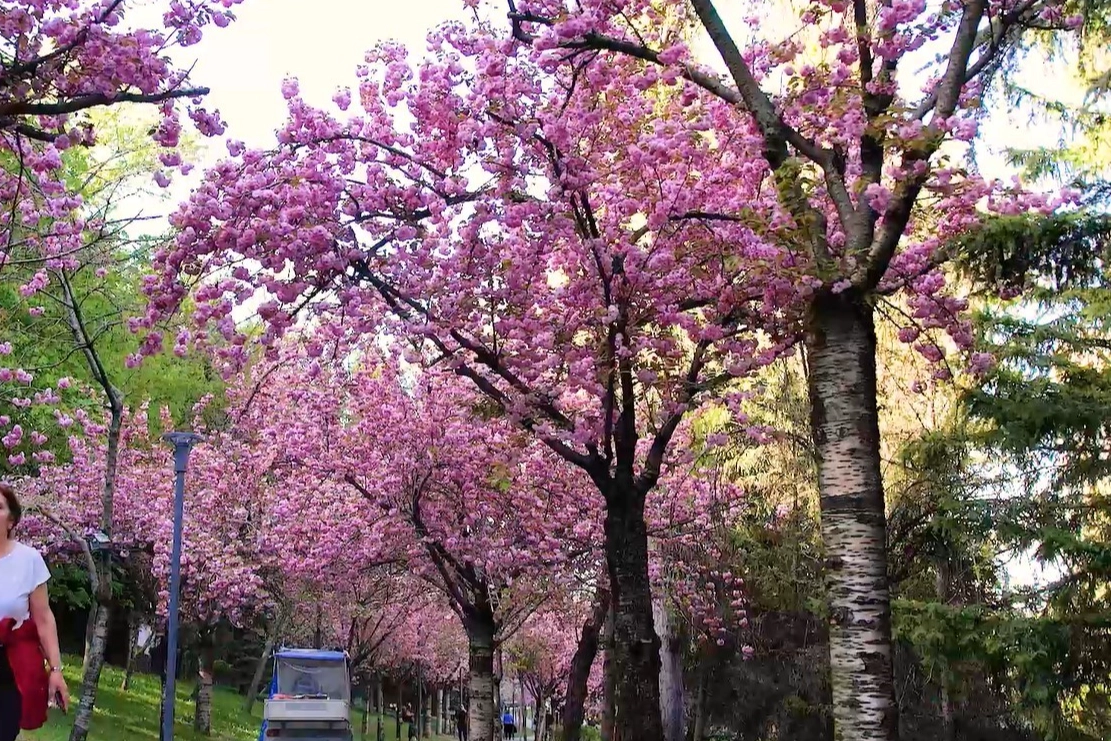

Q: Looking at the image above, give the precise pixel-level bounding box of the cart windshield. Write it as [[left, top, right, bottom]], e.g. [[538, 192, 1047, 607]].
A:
[[273, 651, 350, 702]]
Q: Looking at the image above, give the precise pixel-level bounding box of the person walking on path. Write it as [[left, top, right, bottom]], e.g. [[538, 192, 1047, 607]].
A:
[[0, 484, 68, 741], [454, 704, 468, 741], [400, 703, 417, 739], [502, 709, 517, 740]]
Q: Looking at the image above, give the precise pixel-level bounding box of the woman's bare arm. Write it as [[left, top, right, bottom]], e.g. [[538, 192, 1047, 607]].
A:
[[29, 584, 63, 672]]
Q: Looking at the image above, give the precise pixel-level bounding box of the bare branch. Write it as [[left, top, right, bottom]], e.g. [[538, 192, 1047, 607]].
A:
[[0, 87, 209, 120], [856, 0, 987, 289]]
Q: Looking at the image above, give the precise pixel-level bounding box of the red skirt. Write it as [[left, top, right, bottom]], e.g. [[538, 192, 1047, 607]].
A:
[[0, 619, 48, 731]]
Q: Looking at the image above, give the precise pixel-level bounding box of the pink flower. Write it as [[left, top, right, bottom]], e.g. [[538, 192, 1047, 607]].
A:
[[281, 77, 300, 100], [863, 182, 892, 214]]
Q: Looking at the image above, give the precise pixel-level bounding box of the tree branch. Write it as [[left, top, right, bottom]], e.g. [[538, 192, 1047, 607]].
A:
[[856, 0, 987, 289], [0, 87, 209, 119]]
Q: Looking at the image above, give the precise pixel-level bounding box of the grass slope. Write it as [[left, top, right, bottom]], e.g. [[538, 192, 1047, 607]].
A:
[[23, 658, 454, 741]]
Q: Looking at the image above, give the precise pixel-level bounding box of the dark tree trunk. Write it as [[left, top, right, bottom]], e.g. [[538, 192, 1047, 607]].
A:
[[121, 615, 138, 692], [246, 611, 284, 714], [936, 559, 956, 741], [396, 683, 403, 741], [600, 605, 616, 741], [690, 659, 707, 741], [431, 684, 441, 736], [194, 643, 215, 734], [314, 603, 323, 650], [62, 271, 124, 741], [561, 589, 609, 741], [600, 477, 663, 741], [421, 679, 430, 738], [805, 292, 897, 741]]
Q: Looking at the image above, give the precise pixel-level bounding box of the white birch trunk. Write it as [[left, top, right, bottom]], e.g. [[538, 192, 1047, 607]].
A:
[[806, 294, 897, 741], [650, 557, 685, 741], [70, 603, 110, 741], [468, 623, 498, 741]]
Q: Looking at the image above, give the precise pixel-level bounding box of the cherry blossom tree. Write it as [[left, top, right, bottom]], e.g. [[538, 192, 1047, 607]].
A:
[[142, 2, 1087, 738], [507, 600, 609, 741], [336, 357, 603, 741], [3, 4, 242, 735]]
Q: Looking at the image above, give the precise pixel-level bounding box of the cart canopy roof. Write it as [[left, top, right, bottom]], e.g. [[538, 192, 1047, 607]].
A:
[[274, 649, 347, 662]]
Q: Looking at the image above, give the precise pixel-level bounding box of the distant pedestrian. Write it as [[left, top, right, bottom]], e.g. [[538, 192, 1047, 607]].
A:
[[502, 709, 517, 740], [401, 703, 417, 739], [454, 704, 468, 741]]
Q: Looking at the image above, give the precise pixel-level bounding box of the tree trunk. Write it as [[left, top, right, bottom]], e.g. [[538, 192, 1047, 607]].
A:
[[314, 603, 324, 650], [561, 589, 609, 741], [194, 644, 215, 734], [520, 678, 528, 741], [377, 679, 385, 717], [601, 477, 663, 741], [600, 605, 616, 741], [246, 612, 285, 714], [124, 621, 156, 693], [421, 680, 431, 738], [396, 683, 403, 741], [363, 686, 372, 738], [432, 685, 442, 736], [652, 586, 685, 741], [62, 269, 124, 741], [121, 615, 138, 692], [69, 600, 110, 741], [805, 292, 897, 741], [936, 559, 956, 741], [466, 619, 498, 741], [690, 660, 707, 741]]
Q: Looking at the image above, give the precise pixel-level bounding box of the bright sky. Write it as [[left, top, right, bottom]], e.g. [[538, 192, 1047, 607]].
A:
[[138, 1, 1074, 215], [175, 0, 466, 145]]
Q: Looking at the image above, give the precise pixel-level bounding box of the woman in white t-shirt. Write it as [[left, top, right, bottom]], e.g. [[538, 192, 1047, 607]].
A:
[[0, 484, 68, 741]]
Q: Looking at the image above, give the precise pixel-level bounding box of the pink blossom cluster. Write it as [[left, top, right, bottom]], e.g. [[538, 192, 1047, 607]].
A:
[[143, 0, 1078, 472], [1, 0, 243, 474]]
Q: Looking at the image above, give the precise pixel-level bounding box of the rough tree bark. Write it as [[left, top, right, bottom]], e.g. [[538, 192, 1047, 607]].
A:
[[600, 476, 662, 741], [194, 643, 215, 734], [432, 685, 441, 735], [70, 602, 110, 741], [690, 657, 708, 741], [121, 616, 138, 692], [466, 617, 498, 741], [600, 604, 616, 741], [806, 292, 896, 741], [561, 588, 609, 741]]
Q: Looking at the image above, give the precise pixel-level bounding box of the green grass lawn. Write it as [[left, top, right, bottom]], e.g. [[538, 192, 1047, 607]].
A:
[[23, 658, 455, 741]]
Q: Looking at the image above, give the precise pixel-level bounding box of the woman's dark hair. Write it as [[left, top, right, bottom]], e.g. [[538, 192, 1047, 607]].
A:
[[0, 483, 21, 535]]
